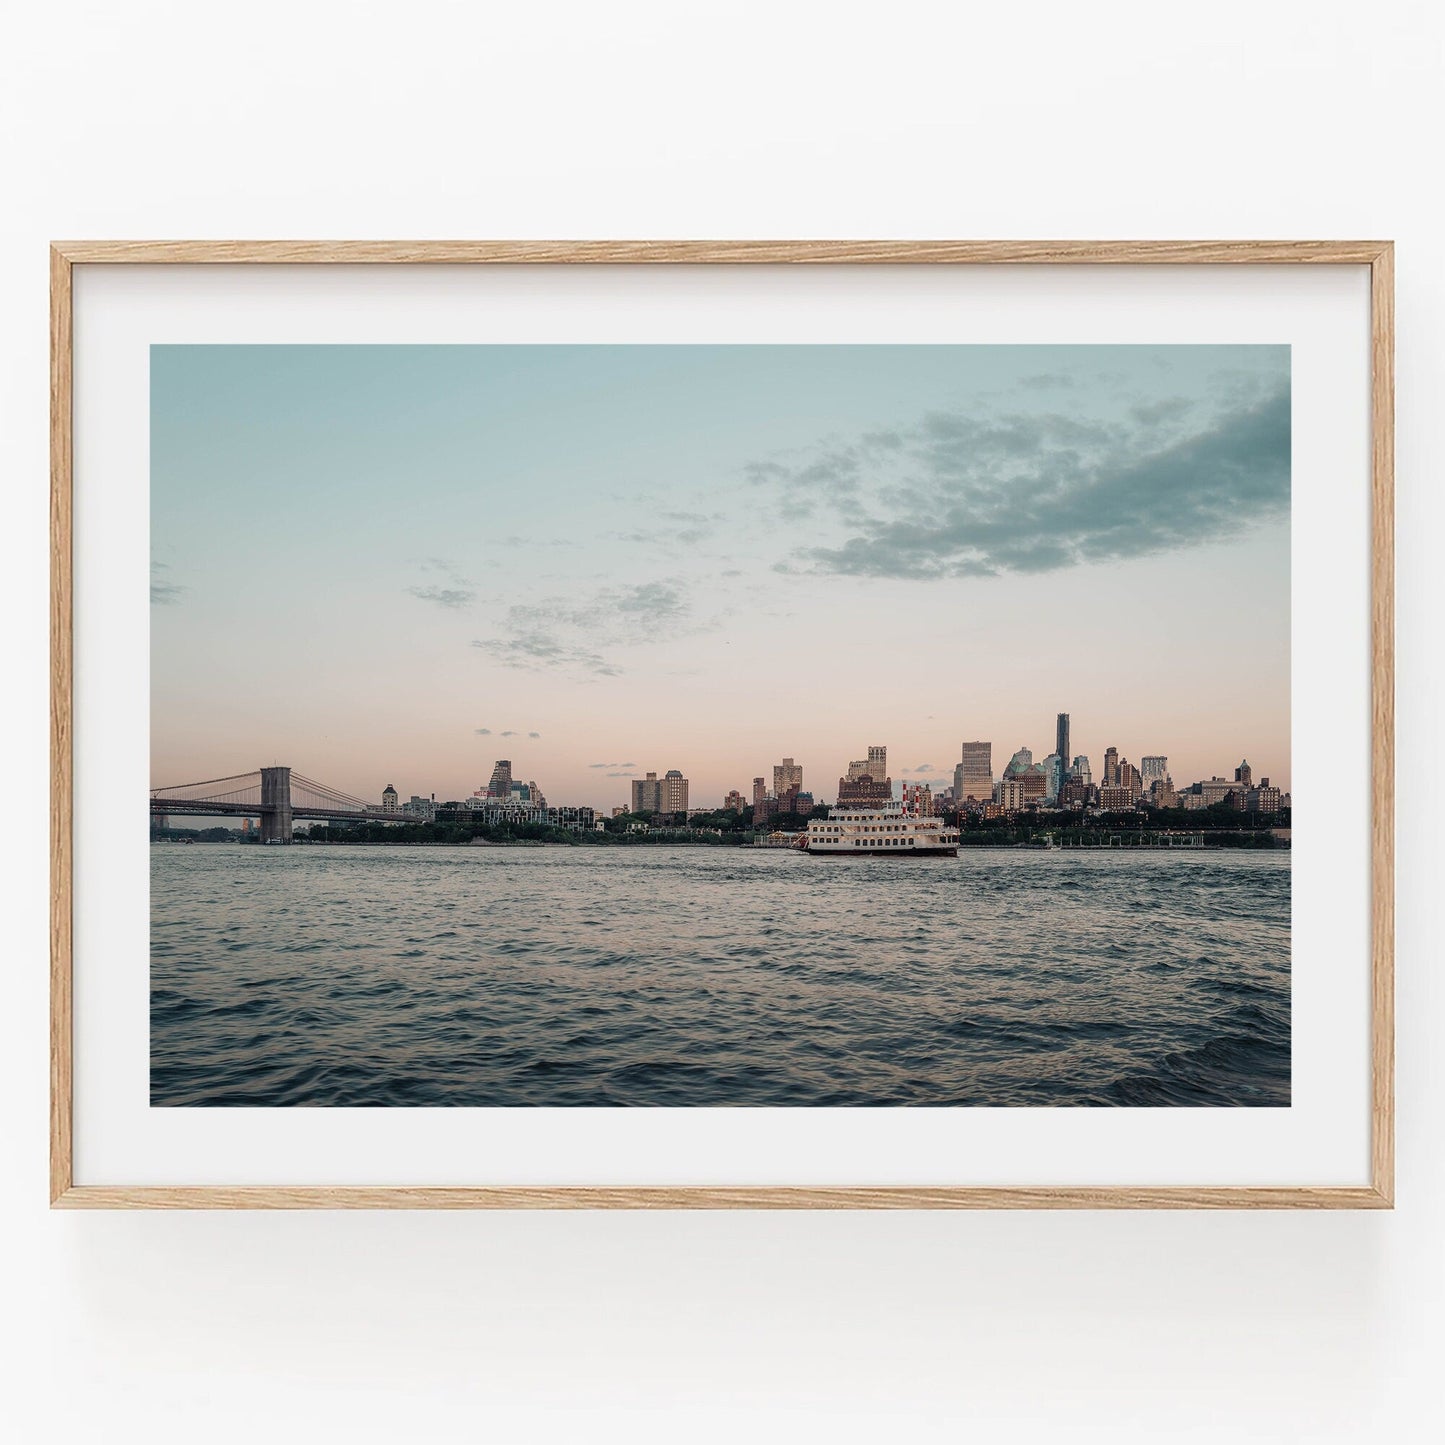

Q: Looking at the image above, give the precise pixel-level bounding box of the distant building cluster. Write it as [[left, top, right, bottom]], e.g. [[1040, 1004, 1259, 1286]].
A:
[[375, 783, 439, 822], [364, 715, 1285, 843], [836, 745, 891, 809], [624, 715, 1283, 828], [719, 756, 815, 823], [368, 763, 593, 832], [630, 768, 689, 818], [930, 712, 1288, 821]]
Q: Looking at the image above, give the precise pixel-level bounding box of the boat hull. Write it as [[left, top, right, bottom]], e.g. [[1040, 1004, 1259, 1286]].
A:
[[806, 846, 958, 858]]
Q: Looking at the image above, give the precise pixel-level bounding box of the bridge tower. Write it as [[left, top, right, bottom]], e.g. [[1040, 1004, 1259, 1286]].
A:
[[259, 766, 293, 844]]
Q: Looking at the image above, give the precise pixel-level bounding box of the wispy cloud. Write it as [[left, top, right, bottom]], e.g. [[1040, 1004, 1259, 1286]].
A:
[[475, 728, 492, 736], [472, 633, 622, 676], [589, 761, 638, 769], [612, 509, 721, 547], [472, 579, 697, 676], [151, 561, 186, 605], [407, 558, 477, 609], [764, 380, 1289, 581], [407, 585, 476, 609], [416, 556, 474, 583]]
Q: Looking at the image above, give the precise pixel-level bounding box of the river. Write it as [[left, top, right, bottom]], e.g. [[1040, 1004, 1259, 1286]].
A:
[[150, 845, 1290, 1107]]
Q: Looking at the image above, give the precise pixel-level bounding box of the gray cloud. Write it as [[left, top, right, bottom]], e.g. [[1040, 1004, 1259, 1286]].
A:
[[475, 728, 492, 735], [613, 509, 721, 547], [528, 731, 541, 739], [771, 382, 1288, 581], [417, 556, 473, 581], [407, 585, 476, 609], [473, 579, 696, 676], [500, 730, 517, 737], [1130, 396, 1194, 428], [151, 561, 185, 605], [496, 536, 581, 550], [472, 633, 622, 677], [589, 761, 638, 769], [1018, 372, 1076, 390]]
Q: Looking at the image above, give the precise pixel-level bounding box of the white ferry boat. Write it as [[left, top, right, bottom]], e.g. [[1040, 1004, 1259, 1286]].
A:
[[805, 805, 959, 857]]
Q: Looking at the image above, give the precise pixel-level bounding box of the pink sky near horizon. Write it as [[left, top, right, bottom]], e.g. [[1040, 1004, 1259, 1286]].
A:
[[151, 528, 1290, 811]]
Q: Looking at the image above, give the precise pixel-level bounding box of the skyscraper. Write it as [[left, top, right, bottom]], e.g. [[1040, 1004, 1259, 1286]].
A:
[[486, 760, 512, 798], [1042, 753, 1063, 804], [956, 740, 993, 804], [1118, 760, 1142, 800], [773, 757, 803, 795], [1055, 713, 1070, 776], [1004, 746, 1034, 778], [661, 769, 689, 814], [631, 771, 662, 813], [1103, 747, 1119, 787], [752, 776, 767, 806], [838, 742, 891, 807], [1141, 756, 1169, 789]]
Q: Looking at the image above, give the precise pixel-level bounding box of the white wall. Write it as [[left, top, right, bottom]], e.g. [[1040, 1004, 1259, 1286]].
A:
[[2, 3, 1440, 1438]]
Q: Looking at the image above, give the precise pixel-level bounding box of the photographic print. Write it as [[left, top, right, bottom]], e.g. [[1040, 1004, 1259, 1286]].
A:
[[148, 341, 1292, 1110]]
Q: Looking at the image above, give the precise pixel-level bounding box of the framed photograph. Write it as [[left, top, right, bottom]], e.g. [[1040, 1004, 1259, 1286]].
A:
[[50, 240, 1393, 1208]]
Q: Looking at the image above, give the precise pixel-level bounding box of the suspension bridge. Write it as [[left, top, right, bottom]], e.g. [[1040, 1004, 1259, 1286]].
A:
[[149, 766, 386, 844]]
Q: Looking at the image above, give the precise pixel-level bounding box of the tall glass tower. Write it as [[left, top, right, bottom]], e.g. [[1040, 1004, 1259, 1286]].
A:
[[1055, 713, 1070, 777]]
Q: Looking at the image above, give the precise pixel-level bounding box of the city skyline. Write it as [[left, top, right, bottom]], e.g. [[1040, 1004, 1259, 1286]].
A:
[[151, 344, 1290, 806], [354, 717, 1283, 818]]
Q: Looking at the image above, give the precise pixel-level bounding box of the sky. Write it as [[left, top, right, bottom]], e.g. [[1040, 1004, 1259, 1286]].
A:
[[151, 344, 1291, 807]]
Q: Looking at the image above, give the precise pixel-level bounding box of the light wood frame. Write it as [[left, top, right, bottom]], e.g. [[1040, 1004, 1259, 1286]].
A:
[[50, 239, 1395, 1209]]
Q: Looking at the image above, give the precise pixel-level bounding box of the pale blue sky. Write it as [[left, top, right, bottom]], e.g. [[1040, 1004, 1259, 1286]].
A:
[[152, 345, 1290, 807]]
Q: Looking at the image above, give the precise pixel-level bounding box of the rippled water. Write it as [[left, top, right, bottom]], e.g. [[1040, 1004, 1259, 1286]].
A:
[[150, 845, 1290, 1107]]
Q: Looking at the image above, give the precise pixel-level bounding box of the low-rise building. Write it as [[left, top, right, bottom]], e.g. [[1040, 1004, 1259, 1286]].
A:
[[549, 805, 596, 832], [1097, 785, 1138, 812], [1246, 780, 1284, 813], [837, 773, 891, 808], [994, 778, 1025, 812]]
